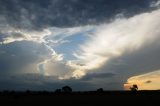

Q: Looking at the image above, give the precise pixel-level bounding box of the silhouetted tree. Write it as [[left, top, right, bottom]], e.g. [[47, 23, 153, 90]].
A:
[[130, 84, 138, 91], [97, 88, 104, 92], [26, 90, 31, 94], [3, 90, 9, 94], [55, 89, 62, 93], [62, 86, 72, 93], [10, 90, 15, 94]]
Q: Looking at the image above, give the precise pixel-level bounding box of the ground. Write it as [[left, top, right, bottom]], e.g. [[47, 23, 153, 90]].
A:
[[0, 91, 159, 105]]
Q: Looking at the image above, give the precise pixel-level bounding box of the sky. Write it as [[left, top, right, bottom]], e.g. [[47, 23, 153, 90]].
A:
[[0, 0, 160, 91]]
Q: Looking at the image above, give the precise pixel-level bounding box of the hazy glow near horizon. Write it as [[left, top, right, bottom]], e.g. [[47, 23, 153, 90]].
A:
[[125, 70, 160, 90]]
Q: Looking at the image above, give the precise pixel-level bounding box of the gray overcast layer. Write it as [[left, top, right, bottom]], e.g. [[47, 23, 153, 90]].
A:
[[0, 0, 157, 30]]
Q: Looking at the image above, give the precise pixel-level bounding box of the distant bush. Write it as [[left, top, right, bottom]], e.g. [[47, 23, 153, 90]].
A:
[[130, 84, 138, 91], [97, 88, 104, 92], [55, 89, 62, 93], [26, 90, 31, 93], [62, 86, 72, 93]]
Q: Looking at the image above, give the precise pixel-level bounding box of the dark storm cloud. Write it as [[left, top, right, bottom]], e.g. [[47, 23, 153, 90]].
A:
[[0, 73, 95, 91], [0, 32, 25, 39], [81, 73, 115, 80], [0, 0, 158, 30], [0, 72, 117, 91]]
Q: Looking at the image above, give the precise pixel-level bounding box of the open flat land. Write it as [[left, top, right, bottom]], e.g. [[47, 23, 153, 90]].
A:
[[0, 91, 160, 105]]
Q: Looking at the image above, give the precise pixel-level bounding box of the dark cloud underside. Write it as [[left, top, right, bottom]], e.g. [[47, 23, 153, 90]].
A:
[[0, 0, 157, 30], [0, 41, 50, 75]]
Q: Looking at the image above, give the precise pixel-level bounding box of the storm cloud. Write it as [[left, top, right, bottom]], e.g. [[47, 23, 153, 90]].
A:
[[0, 41, 51, 75], [0, 0, 160, 91], [0, 0, 158, 30]]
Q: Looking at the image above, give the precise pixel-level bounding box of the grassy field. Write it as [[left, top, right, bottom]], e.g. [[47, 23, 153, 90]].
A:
[[0, 90, 159, 105]]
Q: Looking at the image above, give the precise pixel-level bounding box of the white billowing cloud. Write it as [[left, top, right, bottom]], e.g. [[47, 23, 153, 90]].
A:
[[34, 26, 95, 78], [70, 8, 160, 79], [38, 57, 73, 79]]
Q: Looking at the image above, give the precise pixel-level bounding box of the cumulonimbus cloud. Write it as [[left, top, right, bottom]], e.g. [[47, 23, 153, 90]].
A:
[[69, 8, 160, 79], [0, 0, 160, 90]]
